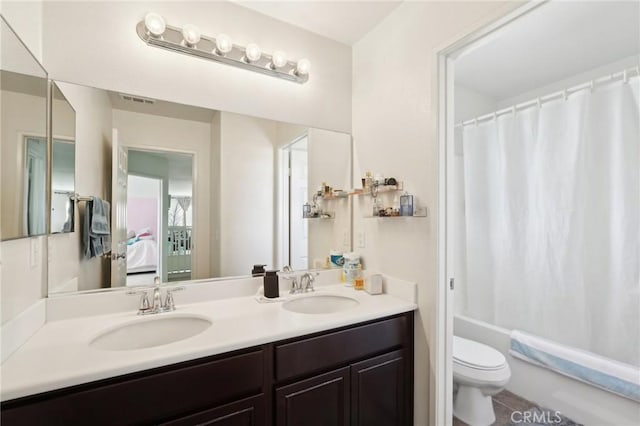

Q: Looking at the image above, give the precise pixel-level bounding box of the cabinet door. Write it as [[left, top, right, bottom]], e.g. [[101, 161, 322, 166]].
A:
[[275, 367, 350, 426], [161, 394, 265, 426], [351, 350, 406, 426]]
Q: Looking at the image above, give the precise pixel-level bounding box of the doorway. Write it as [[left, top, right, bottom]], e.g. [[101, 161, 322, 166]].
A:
[[282, 135, 309, 270], [126, 174, 162, 286], [117, 148, 194, 286]]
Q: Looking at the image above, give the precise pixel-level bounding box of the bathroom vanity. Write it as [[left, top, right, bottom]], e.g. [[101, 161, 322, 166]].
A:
[[2, 312, 413, 426], [0, 273, 417, 426]]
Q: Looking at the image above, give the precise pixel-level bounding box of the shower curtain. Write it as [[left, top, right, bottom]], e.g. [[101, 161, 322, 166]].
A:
[[462, 79, 640, 366]]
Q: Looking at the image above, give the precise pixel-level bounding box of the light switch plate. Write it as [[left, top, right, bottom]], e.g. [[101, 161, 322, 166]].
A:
[[357, 231, 366, 248]]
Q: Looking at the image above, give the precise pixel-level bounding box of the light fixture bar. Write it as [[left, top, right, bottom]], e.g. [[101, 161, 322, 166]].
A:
[[136, 21, 309, 84]]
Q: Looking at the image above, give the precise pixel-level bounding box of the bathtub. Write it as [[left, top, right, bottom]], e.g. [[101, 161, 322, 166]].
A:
[[454, 315, 640, 425]]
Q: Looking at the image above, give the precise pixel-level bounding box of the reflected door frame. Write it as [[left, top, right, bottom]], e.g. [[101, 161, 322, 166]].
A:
[[280, 134, 309, 270], [120, 143, 197, 284]]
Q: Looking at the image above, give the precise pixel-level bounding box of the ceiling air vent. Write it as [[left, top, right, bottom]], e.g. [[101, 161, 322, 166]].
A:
[[118, 93, 155, 105]]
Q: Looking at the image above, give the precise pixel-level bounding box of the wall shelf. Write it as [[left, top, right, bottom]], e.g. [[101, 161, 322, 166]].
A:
[[320, 182, 404, 200], [303, 212, 335, 219], [364, 213, 427, 219]]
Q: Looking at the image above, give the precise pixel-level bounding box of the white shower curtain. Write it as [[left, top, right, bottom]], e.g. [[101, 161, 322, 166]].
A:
[[462, 79, 640, 366]]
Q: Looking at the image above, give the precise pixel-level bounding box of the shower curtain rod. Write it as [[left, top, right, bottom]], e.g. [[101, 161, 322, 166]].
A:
[[455, 65, 640, 128]]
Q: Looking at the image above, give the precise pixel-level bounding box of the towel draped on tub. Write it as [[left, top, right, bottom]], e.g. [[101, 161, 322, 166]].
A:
[[83, 196, 111, 259], [510, 330, 640, 402]]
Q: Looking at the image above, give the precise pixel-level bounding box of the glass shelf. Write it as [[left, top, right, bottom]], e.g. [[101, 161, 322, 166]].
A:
[[363, 214, 427, 218], [321, 182, 404, 200], [303, 212, 335, 219]]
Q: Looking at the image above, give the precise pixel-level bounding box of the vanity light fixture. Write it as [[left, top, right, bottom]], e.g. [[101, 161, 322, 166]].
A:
[[144, 12, 166, 38], [244, 43, 262, 63], [181, 24, 201, 47], [271, 50, 288, 69], [214, 33, 233, 55], [136, 13, 310, 83]]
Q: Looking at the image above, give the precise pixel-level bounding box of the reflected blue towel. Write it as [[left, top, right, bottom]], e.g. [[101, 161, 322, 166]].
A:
[[83, 197, 111, 259], [510, 330, 640, 402]]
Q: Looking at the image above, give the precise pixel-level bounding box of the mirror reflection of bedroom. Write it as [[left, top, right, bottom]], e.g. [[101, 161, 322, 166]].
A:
[[126, 150, 193, 287]]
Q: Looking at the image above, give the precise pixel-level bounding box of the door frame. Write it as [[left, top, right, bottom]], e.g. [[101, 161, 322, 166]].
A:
[[279, 132, 308, 269], [123, 144, 197, 281], [434, 2, 547, 424]]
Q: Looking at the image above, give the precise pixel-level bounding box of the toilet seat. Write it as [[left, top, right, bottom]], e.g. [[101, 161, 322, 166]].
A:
[[453, 336, 506, 370]]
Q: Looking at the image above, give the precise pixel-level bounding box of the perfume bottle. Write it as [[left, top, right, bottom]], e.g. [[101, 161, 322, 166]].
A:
[[400, 192, 414, 216]]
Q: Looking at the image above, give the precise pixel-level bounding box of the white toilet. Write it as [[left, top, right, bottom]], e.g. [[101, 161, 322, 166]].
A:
[[453, 336, 511, 426]]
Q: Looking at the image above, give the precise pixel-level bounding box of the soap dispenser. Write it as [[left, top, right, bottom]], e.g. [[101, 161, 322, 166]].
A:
[[264, 270, 280, 298]]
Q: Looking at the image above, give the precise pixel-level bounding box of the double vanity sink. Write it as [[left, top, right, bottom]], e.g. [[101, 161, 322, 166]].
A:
[[1, 272, 417, 425], [90, 293, 360, 351], [2, 273, 416, 402]]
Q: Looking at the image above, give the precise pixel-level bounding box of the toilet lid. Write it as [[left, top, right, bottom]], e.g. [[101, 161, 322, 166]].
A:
[[453, 336, 506, 370]]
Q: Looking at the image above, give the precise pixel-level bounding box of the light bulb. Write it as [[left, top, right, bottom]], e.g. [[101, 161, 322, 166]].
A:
[[245, 43, 261, 62], [271, 51, 287, 69], [296, 58, 311, 76], [215, 33, 233, 54], [144, 12, 166, 37], [182, 24, 201, 47]]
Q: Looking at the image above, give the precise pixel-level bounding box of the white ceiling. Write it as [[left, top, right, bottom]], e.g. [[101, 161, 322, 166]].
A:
[[455, 1, 640, 100], [233, 0, 402, 45]]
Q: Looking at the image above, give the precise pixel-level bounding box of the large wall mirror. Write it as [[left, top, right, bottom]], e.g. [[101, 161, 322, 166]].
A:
[[0, 16, 49, 241], [48, 81, 352, 295]]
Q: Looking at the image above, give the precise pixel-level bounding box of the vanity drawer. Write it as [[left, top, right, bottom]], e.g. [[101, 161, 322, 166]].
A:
[[1, 349, 264, 426], [274, 315, 408, 382]]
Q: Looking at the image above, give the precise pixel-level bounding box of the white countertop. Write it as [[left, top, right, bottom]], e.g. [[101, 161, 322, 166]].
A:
[[1, 281, 416, 401]]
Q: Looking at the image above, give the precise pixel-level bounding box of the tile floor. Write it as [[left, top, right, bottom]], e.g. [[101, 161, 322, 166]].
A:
[[453, 390, 536, 426]]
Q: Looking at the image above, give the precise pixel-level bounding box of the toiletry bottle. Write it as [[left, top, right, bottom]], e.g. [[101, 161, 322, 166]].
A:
[[372, 197, 383, 217], [354, 265, 364, 290], [264, 270, 279, 298], [343, 252, 361, 285], [365, 171, 373, 191], [400, 192, 414, 216]]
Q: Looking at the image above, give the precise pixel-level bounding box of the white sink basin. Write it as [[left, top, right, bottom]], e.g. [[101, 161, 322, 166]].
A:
[[90, 314, 212, 351], [283, 294, 359, 314]]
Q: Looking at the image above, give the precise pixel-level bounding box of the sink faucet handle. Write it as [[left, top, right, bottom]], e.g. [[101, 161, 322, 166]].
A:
[[153, 276, 161, 286], [302, 272, 316, 292], [126, 289, 151, 313], [163, 286, 186, 311]]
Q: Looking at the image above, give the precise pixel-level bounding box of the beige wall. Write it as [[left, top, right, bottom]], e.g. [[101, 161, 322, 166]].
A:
[[307, 128, 351, 265], [112, 109, 211, 279], [351, 2, 520, 425], [48, 83, 113, 293], [41, 1, 352, 133], [218, 112, 277, 276]]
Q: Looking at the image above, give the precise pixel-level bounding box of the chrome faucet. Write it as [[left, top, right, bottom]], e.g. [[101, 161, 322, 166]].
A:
[[283, 268, 319, 295], [127, 276, 185, 315], [300, 272, 318, 292]]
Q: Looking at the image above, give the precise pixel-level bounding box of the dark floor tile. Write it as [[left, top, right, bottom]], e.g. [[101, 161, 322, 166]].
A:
[[452, 415, 469, 426], [494, 390, 536, 412], [493, 398, 516, 426]]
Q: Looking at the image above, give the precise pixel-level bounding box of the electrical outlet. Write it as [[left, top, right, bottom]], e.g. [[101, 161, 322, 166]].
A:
[[342, 229, 349, 246], [30, 238, 40, 269], [357, 231, 366, 248]]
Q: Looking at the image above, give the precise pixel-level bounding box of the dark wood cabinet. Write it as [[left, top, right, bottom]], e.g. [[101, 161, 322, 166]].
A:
[[1, 312, 414, 426], [162, 394, 265, 426], [351, 350, 406, 426], [275, 367, 350, 426]]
